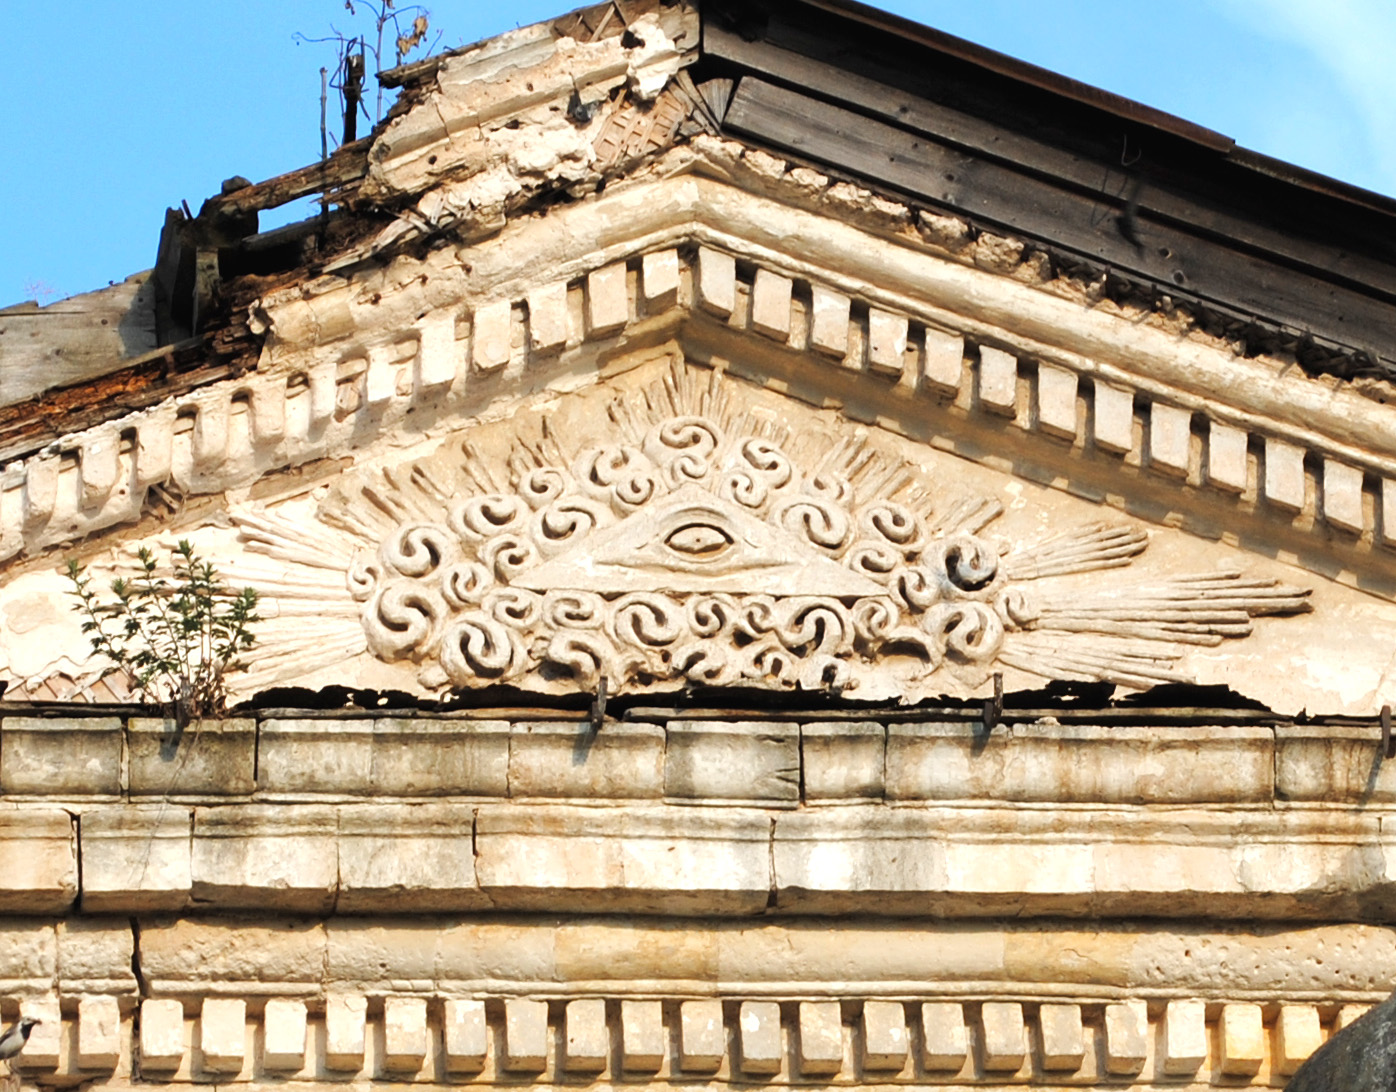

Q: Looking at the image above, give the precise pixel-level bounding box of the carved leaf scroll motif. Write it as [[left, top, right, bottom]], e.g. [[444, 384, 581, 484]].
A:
[[251, 365, 1311, 697]]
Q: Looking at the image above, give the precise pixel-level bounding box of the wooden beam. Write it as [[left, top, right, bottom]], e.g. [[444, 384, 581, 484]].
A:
[[201, 139, 372, 218]]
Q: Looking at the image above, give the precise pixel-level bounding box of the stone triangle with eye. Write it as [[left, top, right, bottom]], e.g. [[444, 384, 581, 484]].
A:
[[513, 485, 888, 597]]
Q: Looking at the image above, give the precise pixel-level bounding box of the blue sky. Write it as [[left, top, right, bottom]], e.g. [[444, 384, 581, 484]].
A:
[[2, 1, 1393, 307]]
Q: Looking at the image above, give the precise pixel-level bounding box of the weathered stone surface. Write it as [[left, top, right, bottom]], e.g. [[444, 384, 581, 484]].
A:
[[1160, 999, 1207, 1075], [679, 1000, 725, 1072], [383, 996, 429, 1072], [262, 998, 308, 1070], [620, 999, 665, 1072], [18, 996, 60, 1069], [336, 803, 482, 912], [1102, 1000, 1147, 1075], [76, 995, 121, 1070], [443, 998, 488, 1074], [1036, 362, 1078, 438], [980, 1001, 1025, 1071], [801, 721, 883, 802], [502, 999, 548, 1072], [1287, 991, 1396, 1091], [797, 1001, 842, 1075], [79, 805, 192, 911], [1149, 402, 1192, 475], [751, 269, 793, 341], [1038, 1003, 1084, 1071], [1275, 725, 1396, 802], [324, 994, 368, 1070], [1093, 381, 1136, 452], [867, 309, 908, 375], [509, 721, 664, 798], [587, 262, 630, 336], [920, 1001, 966, 1071], [862, 1000, 907, 1071], [140, 999, 186, 1071], [1276, 1004, 1323, 1075], [564, 999, 608, 1073], [978, 345, 1017, 413], [128, 718, 255, 796], [738, 1001, 782, 1075], [0, 807, 76, 913], [1219, 1002, 1264, 1076], [642, 249, 680, 312], [139, 919, 326, 997], [1, 716, 120, 795], [666, 721, 799, 804], [198, 997, 246, 1074], [696, 246, 735, 316], [56, 918, 136, 995], [809, 285, 850, 357], [190, 805, 338, 912]]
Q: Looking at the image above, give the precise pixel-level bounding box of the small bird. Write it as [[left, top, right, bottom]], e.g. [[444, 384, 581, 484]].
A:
[[0, 1018, 39, 1060]]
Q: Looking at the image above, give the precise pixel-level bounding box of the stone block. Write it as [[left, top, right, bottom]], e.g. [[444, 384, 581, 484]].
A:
[[621, 999, 665, 1072], [738, 1001, 782, 1075], [922, 328, 964, 394], [862, 1001, 907, 1071], [1160, 999, 1207, 1075], [1276, 1004, 1322, 1075], [472, 299, 514, 371], [1093, 382, 1135, 453], [797, 1001, 842, 1075], [256, 718, 373, 794], [642, 249, 680, 312], [528, 281, 570, 353], [679, 1000, 725, 1071], [920, 1002, 966, 1071], [1275, 725, 1396, 802], [564, 999, 608, 1073], [128, 718, 255, 796], [383, 996, 429, 1073], [475, 804, 771, 914], [57, 919, 136, 995], [979, 1002, 1025, 1072], [18, 996, 60, 1069], [1323, 458, 1365, 532], [199, 997, 245, 1074], [336, 803, 483, 913], [1384, 479, 1396, 546], [977, 346, 1017, 413], [443, 999, 487, 1074], [1209, 421, 1250, 491], [415, 311, 459, 388], [79, 805, 192, 911], [1149, 403, 1192, 475], [372, 719, 509, 796], [77, 995, 121, 1070], [1337, 1004, 1372, 1030], [324, 995, 367, 1070], [503, 999, 548, 1072], [1219, 1002, 1264, 1076], [1102, 1000, 1147, 1075], [509, 721, 664, 798], [190, 805, 338, 912], [801, 721, 884, 801], [1038, 1003, 1084, 1071], [1264, 437, 1306, 511], [0, 807, 77, 913], [262, 999, 307, 1071], [697, 247, 735, 317], [666, 721, 799, 803], [587, 262, 629, 336], [809, 285, 850, 357], [751, 269, 793, 341], [2, 716, 121, 795], [867, 310, 908, 375], [1036, 363, 1078, 438], [140, 999, 186, 1071]]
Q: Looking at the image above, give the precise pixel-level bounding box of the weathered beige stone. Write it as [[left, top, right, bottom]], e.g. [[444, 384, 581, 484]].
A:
[[697, 246, 735, 317], [797, 1001, 842, 1075], [198, 997, 245, 1074], [1102, 1000, 1147, 1075], [415, 310, 459, 388], [443, 999, 488, 1074], [369, 719, 510, 796], [139, 919, 326, 998], [1161, 999, 1207, 1075], [1036, 363, 1078, 438], [773, 809, 945, 913], [1275, 1004, 1323, 1075], [587, 262, 629, 335], [324, 995, 368, 1070], [564, 999, 608, 1073], [128, 718, 255, 796], [140, 999, 186, 1071], [679, 1000, 725, 1071], [862, 1000, 907, 1071], [190, 805, 338, 912], [642, 249, 680, 312], [18, 996, 60, 1069], [1337, 1004, 1372, 1031], [475, 804, 770, 914], [921, 328, 964, 393], [919, 1002, 966, 1071], [1149, 402, 1192, 475], [751, 269, 793, 341], [336, 803, 483, 913], [1093, 381, 1136, 453], [1265, 437, 1306, 510], [1324, 458, 1365, 531], [528, 281, 569, 353], [1219, 1002, 1264, 1076], [738, 1001, 782, 1075], [56, 918, 136, 995], [1275, 725, 1396, 802], [262, 998, 307, 1071], [509, 721, 664, 798], [0, 807, 76, 913], [503, 999, 549, 1072], [79, 805, 192, 911], [256, 718, 374, 794], [867, 310, 908, 375], [472, 299, 514, 371], [1209, 420, 1250, 491], [383, 996, 429, 1072], [1384, 479, 1396, 546], [76, 995, 121, 1070], [978, 345, 1017, 413], [809, 285, 850, 357], [1, 716, 120, 795], [979, 1002, 1025, 1072], [1038, 1003, 1084, 1071], [621, 999, 665, 1072], [665, 721, 798, 803], [801, 721, 883, 801]]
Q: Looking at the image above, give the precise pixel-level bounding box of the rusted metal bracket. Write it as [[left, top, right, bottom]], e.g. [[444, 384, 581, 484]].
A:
[[1382, 704, 1394, 759], [982, 672, 1004, 733], [591, 676, 609, 732]]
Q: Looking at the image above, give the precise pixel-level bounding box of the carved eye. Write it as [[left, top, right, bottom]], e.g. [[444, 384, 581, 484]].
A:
[[663, 522, 734, 560]]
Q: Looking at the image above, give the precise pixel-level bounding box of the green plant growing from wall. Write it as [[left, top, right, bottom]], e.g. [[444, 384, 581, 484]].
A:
[[65, 541, 260, 725]]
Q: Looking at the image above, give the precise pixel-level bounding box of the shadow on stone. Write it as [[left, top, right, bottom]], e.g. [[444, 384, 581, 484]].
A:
[[1286, 992, 1396, 1091]]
